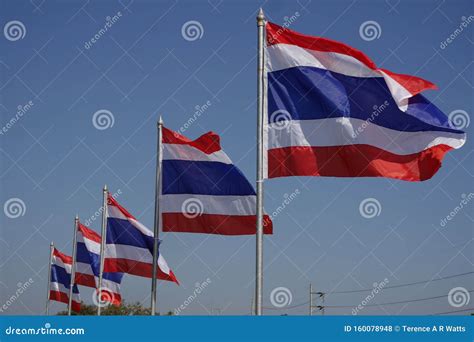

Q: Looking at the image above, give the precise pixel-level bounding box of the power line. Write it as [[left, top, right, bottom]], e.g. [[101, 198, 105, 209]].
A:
[[324, 271, 474, 294], [433, 307, 474, 315], [263, 300, 309, 310], [323, 290, 474, 308], [263, 289, 474, 311], [260, 272, 473, 312]]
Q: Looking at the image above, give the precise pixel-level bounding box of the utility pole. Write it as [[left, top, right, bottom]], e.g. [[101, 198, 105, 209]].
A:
[[251, 295, 255, 316], [309, 285, 326, 315]]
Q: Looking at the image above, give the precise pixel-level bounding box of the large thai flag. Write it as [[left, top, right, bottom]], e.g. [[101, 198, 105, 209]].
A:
[[264, 22, 466, 181], [103, 194, 179, 284], [50, 248, 80, 312], [161, 126, 273, 235], [75, 222, 123, 306]]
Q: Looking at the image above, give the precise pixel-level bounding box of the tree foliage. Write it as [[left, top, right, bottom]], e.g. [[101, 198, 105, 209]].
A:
[[57, 302, 173, 316]]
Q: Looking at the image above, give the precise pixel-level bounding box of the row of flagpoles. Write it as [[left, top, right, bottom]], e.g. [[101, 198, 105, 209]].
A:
[[44, 8, 466, 316]]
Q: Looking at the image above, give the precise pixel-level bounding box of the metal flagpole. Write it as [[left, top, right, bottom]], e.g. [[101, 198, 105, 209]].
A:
[[255, 7, 265, 316], [68, 215, 79, 315], [45, 241, 54, 315], [309, 284, 313, 316], [151, 116, 163, 316], [97, 184, 108, 316]]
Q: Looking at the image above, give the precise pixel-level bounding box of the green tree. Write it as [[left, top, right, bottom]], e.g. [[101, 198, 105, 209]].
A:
[[57, 301, 173, 316]]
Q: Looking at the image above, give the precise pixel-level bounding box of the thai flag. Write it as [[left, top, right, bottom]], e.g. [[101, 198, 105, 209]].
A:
[[264, 22, 466, 181], [103, 194, 179, 284], [161, 126, 273, 235], [75, 222, 123, 306], [50, 248, 80, 312]]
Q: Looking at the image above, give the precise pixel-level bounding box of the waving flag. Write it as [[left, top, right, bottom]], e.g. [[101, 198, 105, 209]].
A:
[[50, 248, 80, 312], [264, 22, 466, 181], [75, 222, 123, 306], [161, 127, 273, 235], [103, 195, 179, 284]]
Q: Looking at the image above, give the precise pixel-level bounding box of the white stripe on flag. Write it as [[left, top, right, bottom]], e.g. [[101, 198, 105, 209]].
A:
[[105, 244, 152, 264], [161, 194, 257, 215], [163, 143, 233, 164], [267, 118, 466, 155]]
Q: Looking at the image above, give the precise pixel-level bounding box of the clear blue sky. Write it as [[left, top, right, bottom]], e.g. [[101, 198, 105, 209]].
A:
[[1, 0, 472, 315]]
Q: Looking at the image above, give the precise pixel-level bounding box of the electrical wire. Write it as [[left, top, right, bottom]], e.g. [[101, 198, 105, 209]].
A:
[[322, 290, 474, 308], [259, 272, 473, 312], [323, 271, 474, 294], [432, 307, 474, 315]]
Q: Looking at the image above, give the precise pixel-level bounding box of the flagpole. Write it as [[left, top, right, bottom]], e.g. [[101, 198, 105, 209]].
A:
[[68, 215, 79, 315], [97, 184, 108, 316], [151, 116, 163, 316], [255, 7, 265, 316], [45, 241, 54, 315]]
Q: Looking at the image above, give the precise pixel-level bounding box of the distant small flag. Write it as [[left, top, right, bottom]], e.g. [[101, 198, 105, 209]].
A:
[[75, 222, 123, 306], [50, 248, 80, 312], [103, 194, 179, 284], [161, 127, 273, 235], [264, 22, 466, 181]]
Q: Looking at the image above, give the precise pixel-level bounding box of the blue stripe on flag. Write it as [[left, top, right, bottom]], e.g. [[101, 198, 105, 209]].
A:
[[267, 67, 462, 134], [162, 160, 256, 196], [51, 265, 79, 293], [106, 217, 154, 253], [77, 242, 124, 283], [103, 271, 124, 283]]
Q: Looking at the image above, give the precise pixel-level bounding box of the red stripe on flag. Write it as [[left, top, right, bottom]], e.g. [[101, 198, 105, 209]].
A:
[[52, 248, 72, 264], [74, 272, 96, 288], [265, 22, 437, 96], [49, 290, 81, 312], [162, 213, 273, 235], [103, 258, 179, 285], [77, 222, 101, 243], [162, 127, 222, 154], [107, 194, 136, 220], [268, 145, 452, 181]]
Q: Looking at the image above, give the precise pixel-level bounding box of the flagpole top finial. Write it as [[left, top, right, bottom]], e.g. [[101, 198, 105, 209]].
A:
[[158, 116, 163, 126], [103, 184, 108, 192], [50, 241, 54, 247], [75, 214, 79, 220], [257, 8, 265, 25]]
